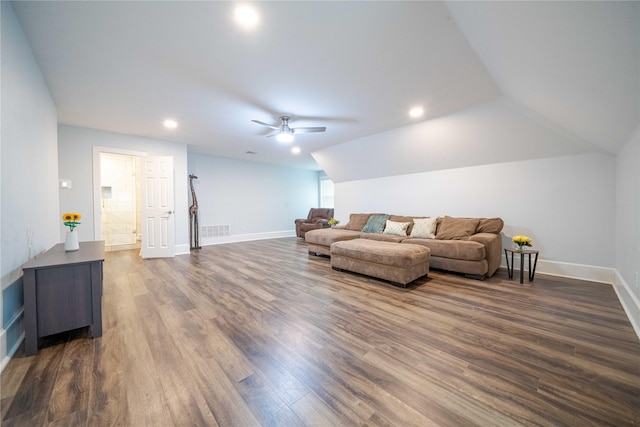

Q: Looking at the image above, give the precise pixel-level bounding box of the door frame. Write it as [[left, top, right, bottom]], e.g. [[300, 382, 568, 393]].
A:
[[92, 146, 147, 244]]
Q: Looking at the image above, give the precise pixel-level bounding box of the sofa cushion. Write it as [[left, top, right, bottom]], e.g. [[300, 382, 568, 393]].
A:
[[304, 228, 361, 246], [436, 216, 480, 240], [403, 238, 486, 261], [362, 214, 389, 233], [477, 217, 504, 234], [383, 220, 410, 236], [360, 232, 406, 243], [345, 213, 372, 231], [410, 217, 437, 239]]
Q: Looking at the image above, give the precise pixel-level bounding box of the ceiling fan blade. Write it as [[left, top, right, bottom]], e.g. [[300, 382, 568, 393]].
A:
[[293, 127, 326, 134], [251, 120, 280, 130]]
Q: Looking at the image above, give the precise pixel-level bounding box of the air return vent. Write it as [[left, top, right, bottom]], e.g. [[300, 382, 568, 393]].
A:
[[201, 225, 230, 238]]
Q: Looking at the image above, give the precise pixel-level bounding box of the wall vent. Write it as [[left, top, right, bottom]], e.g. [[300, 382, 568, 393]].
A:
[[201, 224, 230, 238]]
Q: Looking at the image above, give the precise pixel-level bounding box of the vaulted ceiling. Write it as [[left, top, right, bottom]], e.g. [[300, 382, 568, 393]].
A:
[[10, 1, 639, 175]]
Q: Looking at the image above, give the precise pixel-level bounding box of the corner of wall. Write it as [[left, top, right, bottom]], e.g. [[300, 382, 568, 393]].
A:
[[613, 270, 640, 340]]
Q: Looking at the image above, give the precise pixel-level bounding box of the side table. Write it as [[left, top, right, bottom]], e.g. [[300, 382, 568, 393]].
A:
[[504, 248, 539, 285], [22, 241, 105, 355]]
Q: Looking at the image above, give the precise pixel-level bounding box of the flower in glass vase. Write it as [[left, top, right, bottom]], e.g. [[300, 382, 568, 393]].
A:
[[62, 212, 82, 231], [328, 218, 340, 227], [512, 235, 532, 251]]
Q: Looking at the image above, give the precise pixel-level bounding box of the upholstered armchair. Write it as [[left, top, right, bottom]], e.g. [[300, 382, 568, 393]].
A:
[[295, 208, 334, 238]]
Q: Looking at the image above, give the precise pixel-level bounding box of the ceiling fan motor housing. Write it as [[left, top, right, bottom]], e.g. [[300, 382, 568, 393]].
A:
[[279, 116, 292, 133]]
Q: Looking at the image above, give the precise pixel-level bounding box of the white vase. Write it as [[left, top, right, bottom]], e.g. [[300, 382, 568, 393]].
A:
[[65, 230, 79, 251]]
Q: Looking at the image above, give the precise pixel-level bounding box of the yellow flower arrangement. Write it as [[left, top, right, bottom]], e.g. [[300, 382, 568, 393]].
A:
[[62, 213, 82, 231], [328, 218, 340, 227], [512, 235, 532, 251]]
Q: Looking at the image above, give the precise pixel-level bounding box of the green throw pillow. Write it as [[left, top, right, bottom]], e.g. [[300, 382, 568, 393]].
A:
[[361, 214, 389, 233]]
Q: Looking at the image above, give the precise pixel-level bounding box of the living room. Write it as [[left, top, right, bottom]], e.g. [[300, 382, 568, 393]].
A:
[[1, 1, 639, 425]]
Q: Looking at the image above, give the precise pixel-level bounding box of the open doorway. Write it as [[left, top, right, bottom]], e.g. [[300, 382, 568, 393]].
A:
[[99, 153, 141, 251]]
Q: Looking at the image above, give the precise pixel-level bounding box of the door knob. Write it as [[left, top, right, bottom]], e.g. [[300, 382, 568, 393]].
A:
[[165, 210, 174, 214]]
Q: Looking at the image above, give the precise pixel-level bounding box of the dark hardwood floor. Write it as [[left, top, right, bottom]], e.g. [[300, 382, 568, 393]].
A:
[[2, 237, 639, 426]]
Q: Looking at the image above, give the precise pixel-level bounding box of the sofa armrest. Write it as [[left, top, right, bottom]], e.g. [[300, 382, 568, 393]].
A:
[[468, 232, 502, 277]]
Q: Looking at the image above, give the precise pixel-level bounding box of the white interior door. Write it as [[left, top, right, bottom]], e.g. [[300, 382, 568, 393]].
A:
[[140, 156, 175, 258]]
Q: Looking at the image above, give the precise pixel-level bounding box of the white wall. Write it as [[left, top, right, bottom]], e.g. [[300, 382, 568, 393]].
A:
[[187, 153, 319, 244], [615, 127, 640, 331], [1, 1, 59, 368], [58, 125, 189, 253], [335, 153, 616, 269]]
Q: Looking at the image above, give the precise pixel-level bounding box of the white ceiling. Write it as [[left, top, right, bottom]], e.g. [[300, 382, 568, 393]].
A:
[[10, 1, 640, 172], [446, 1, 640, 154]]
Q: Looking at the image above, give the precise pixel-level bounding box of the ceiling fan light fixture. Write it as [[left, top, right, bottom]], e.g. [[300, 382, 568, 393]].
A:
[[276, 131, 294, 143]]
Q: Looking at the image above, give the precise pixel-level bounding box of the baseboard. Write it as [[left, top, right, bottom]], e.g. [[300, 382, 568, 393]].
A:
[[171, 235, 297, 257], [1, 308, 25, 373], [533, 259, 616, 284], [612, 270, 640, 340], [502, 258, 616, 284], [0, 327, 6, 372], [175, 243, 191, 256], [1, 332, 24, 373], [198, 230, 296, 247]]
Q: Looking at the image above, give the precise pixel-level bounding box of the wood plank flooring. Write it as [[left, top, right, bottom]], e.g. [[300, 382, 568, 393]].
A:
[[2, 237, 639, 426]]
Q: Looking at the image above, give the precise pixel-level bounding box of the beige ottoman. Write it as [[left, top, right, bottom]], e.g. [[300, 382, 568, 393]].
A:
[[330, 239, 430, 287]]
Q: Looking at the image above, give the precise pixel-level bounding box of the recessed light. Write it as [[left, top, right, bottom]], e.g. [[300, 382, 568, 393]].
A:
[[235, 5, 259, 29], [163, 119, 178, 129], [291, 147, 301, 154], [409, 106, 424, 118]]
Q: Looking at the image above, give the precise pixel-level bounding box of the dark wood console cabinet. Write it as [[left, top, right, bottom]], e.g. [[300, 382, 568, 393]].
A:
[[22, 241, 105, 356]]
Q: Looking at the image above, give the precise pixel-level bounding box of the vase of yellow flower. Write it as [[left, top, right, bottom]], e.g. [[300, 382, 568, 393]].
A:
[[328, 218, 340, 228], [512, 235, 532, 251], [62, 213, 82, 251]]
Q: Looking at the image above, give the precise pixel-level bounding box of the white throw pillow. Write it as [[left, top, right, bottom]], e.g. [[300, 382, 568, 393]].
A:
[[410, 217, 437, 239], [382, 220, 410, 236]]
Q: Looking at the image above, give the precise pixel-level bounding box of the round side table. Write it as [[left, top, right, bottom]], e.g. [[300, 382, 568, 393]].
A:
[[504, 248, 539, 284]]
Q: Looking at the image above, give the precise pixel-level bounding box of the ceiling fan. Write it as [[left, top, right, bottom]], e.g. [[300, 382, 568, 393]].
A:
[[251, 116, 326, 143]]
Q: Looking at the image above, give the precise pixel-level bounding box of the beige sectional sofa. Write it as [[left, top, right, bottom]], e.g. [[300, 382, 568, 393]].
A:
[[304, 213, 504, 279]]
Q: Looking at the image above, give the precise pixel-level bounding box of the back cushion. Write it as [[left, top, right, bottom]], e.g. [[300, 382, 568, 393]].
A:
[[344, 213, 372, 231], [436, 216, 480, 240], [310, 208, 333, 220], [476, 217, 504, 234]]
